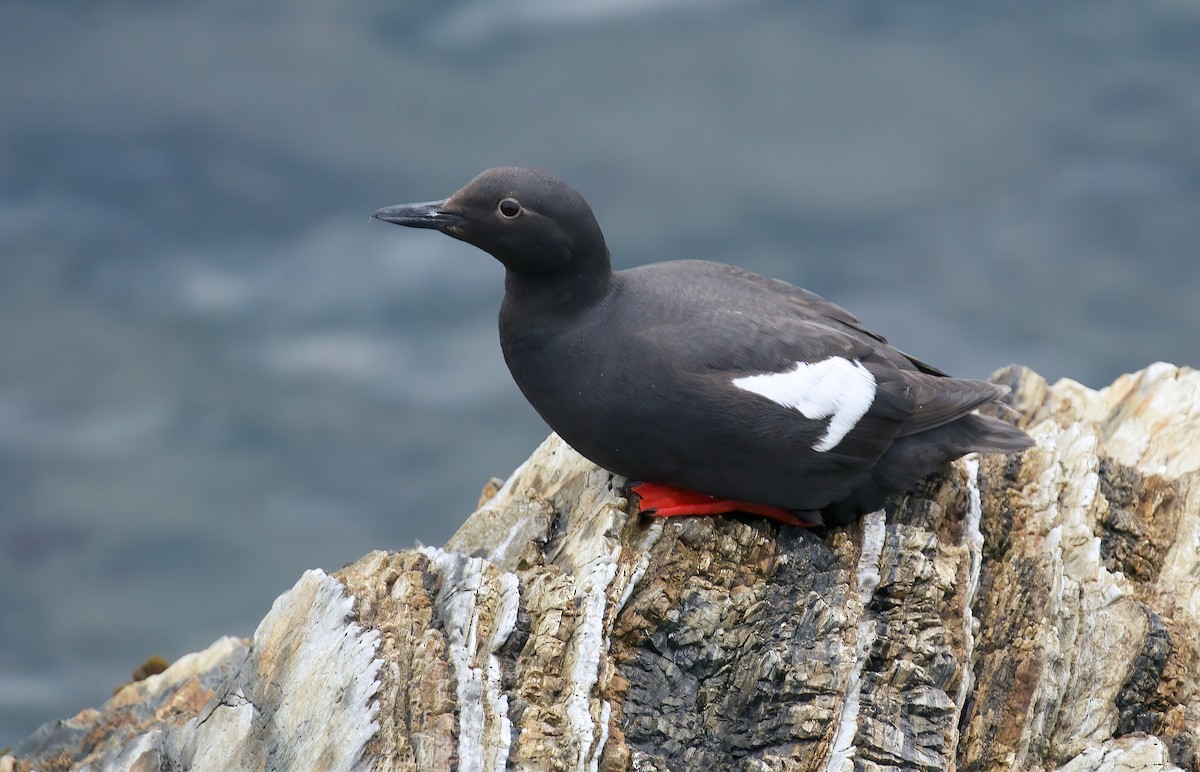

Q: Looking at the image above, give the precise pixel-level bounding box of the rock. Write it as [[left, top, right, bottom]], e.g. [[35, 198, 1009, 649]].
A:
[[4, 364, 1199, 771]]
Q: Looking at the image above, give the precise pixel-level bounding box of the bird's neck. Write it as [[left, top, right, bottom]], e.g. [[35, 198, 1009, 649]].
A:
[[501, 249, 614, 319]]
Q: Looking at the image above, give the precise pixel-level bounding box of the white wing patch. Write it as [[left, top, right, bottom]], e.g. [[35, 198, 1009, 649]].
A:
[[731, 357, 877, 452]]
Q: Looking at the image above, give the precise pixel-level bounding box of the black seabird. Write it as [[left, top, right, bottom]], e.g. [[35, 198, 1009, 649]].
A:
[[373, 168, 1033, 526]]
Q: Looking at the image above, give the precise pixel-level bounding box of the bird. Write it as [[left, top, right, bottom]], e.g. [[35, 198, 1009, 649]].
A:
[[373, 167, 1034, 527]]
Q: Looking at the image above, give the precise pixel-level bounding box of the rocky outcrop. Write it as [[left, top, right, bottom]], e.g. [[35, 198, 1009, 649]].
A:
[[4, 364, 1199, 771]]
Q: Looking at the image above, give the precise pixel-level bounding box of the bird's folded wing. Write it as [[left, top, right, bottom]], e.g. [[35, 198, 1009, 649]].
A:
[[873, 371, 1009, 437], [702, 263, 951, 377]]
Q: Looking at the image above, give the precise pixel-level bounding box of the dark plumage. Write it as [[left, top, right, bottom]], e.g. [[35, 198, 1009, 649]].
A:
[[374, 167, 1033, 526]]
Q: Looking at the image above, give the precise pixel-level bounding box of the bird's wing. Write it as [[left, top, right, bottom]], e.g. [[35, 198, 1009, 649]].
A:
[[881, 370, 1009, 437], [628, 298, 1006, 454], [685, 261, 951, 376]]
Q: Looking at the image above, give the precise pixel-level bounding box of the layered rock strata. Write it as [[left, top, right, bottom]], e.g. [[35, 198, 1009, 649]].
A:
[[5, 364, 1198, 771]]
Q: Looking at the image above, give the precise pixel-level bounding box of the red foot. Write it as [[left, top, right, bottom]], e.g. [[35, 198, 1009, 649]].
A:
[[626, 482, 811, 527]]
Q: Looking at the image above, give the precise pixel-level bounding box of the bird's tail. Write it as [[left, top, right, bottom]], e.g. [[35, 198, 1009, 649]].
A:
[[819, 412, 1034, 527], [955, 412, 1036, 453]]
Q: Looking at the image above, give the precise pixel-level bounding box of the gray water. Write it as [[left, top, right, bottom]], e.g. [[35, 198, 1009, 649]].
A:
[[2, 0, 1198, 744]]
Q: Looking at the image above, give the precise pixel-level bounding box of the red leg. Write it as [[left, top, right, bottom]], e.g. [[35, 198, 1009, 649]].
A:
[[626, 481, 812, 527]]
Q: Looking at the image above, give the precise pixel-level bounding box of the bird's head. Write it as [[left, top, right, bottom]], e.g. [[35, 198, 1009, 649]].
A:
[[373, 167, 610, 279]]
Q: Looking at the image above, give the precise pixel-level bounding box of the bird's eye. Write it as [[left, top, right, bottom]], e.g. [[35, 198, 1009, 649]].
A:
[[498, 198, 522, 219]]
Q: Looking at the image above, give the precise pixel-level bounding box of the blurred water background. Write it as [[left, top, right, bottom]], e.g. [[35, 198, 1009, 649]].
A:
[[2, 0, 1198, 744]]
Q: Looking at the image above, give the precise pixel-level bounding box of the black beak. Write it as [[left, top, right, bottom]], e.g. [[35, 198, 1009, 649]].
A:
[[371, 200, 464, 231]]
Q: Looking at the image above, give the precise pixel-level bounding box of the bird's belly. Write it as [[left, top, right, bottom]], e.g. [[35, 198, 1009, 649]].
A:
[[511, 362, 857, 511]]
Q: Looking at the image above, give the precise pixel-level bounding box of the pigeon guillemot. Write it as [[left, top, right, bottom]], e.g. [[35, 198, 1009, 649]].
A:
[[373, 168, 1034, 526]]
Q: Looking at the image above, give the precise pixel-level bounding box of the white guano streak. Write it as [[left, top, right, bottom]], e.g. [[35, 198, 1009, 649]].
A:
[[731, 357, 877, 452], [948, 457, 983, 757], [827, 510, 887, 772], [567, 547, 620, 772], [420, 547, 517, 772]]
